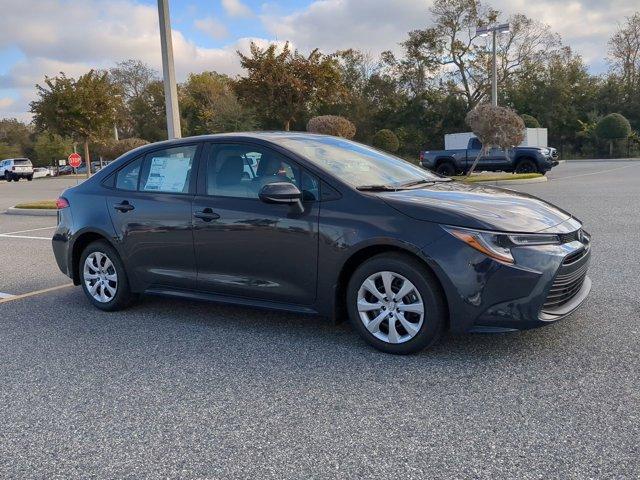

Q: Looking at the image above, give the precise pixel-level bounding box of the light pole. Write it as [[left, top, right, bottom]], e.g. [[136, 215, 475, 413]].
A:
[[157, 0, 182, 139], [476, 23, 510, 107]]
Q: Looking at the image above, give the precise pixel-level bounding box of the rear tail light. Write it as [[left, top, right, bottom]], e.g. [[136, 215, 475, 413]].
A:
[[56, 197, 70, 209], [419, 152, 425, 162]]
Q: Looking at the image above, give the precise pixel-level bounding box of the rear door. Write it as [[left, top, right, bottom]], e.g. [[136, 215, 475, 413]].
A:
[[192, 142, 320, 305], [106, 143, 201, 290]]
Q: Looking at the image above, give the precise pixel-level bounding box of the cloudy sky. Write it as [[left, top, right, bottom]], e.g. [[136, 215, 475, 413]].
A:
[[0, 0, 638, 121]]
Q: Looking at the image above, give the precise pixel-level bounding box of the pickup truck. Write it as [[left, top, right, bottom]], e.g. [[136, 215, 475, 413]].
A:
[[419, 137, 559, 176]]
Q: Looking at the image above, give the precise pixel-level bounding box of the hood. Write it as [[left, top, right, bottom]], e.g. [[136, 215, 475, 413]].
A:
[[379, 181, 573, 233]]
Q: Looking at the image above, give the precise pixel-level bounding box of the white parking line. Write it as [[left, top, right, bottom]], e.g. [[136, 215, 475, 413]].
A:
[[0, 226, 56, 235], [0, 292, 15, 299], [0, 284, 73, 304], [0, 234, 51, 240]]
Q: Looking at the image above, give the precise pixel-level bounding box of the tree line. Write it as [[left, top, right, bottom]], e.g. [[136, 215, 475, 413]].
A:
[[2, 0, 639, 168]]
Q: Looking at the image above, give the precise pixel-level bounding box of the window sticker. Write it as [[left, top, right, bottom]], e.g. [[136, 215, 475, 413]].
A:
[[144, 156, 192, 192]]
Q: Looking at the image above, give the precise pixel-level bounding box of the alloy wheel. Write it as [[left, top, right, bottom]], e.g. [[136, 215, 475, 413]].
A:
[[83, 252, 118, 303], [357, 271, 425, 344]]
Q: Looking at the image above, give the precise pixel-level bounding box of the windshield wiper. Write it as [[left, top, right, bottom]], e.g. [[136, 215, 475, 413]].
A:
[[399, 178, 450, 188], [356, 184, 397, 191]]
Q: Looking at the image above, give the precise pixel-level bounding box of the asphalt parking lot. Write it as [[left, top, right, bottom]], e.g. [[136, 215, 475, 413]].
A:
[[1, 162, 639, 479]]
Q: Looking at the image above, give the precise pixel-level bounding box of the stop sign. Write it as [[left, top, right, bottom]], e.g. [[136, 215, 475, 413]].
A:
[[68, 153, 82, 168]]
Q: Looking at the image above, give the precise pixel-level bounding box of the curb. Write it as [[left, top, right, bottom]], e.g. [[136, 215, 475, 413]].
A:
[[469, 176, 548, 186], [564, 158, 640, 163], [4, 207, 57, 217]]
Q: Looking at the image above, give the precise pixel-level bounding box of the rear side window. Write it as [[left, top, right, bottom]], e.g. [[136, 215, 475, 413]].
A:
[[116, 158, 142, 191], [14, 159, 32, 166], [140, 145, 197, 194]]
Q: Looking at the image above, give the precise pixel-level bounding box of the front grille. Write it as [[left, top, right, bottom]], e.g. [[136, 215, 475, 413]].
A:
[[542, 249, 590, 312]]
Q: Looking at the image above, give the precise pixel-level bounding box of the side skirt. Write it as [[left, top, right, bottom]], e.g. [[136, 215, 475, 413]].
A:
[[144, 286, 320, 316]]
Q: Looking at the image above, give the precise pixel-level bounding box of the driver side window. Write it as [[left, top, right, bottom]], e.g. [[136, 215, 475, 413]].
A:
[[206, 144, 318, 200]]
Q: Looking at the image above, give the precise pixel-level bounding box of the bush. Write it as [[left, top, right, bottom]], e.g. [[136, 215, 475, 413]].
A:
[[521, 114, 540, 128], [595, 113, 631, 140], [306, 115, 356, 138], [596, 113, 632, 157], [95, 138, 149, 160], [372, 129, 400, 152]]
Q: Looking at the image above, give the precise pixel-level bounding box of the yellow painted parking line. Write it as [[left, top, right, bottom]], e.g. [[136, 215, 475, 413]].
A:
[[0, 226, 56, 235], [0, 284, 73, 304]]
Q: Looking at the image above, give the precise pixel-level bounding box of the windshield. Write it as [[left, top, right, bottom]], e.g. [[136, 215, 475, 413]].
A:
[[271, 135, 442, 188]]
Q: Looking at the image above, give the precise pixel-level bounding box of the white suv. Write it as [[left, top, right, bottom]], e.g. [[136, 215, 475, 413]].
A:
[[0, 158, 34, 182]]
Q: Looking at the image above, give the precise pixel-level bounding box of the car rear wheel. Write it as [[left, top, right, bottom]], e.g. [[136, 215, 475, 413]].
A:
[[515, 158, 538, 174], [435, 161, 456, 176], [79, 241, 136, 311], [4, 173, 11, 182], [346, 253, 446, 354], [27, 175, 33, 181]]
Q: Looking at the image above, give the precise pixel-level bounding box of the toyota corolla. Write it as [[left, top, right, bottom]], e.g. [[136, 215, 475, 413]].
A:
[[52, 133, 591, 354]]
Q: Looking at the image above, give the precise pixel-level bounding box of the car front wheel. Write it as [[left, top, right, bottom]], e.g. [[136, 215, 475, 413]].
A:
[[347, 253, 446, 354], [515, 158, 538, 174], [79, 240, 136, 311]]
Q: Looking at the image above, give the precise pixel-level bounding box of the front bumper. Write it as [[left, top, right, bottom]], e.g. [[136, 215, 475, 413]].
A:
[[423, 223, 591, 333]]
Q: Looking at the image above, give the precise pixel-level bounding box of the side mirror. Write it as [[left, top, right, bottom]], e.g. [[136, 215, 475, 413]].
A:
[[259, 182, 304, 212]]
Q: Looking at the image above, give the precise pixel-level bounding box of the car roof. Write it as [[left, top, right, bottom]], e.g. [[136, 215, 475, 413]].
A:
[[138, 131, 338, 149]]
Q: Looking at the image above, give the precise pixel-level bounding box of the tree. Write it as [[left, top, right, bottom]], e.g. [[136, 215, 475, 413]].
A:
[[392, 0, 561, 108], [109, 60, 159, 138], [95, 138, 149, 160], [372, 129, 400, 152], [0, 118, 33, 158], [465, 103, 525, 175], [33, 132, 72, 167], [0, 143, 22, 159], [307, 115, 356, 138], [30, 70, 123, 175], [596, 113, 632, 156], [608, 13, 640, 92], [180, 72, 257, 135], [129, 81, 167, 142], [521, 114, 540, 128], [235, 42, 345, 130]]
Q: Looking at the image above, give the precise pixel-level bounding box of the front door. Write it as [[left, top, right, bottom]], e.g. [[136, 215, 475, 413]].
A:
[[107, 143, 200, 290], [192, 142, 320, 305]]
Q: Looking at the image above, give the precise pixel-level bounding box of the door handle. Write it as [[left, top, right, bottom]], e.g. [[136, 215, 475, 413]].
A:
[[113, 201, 135, 212], [193, 208, 220, 221]]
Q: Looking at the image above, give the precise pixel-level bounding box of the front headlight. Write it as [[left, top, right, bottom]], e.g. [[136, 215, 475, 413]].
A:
[[444, 227, 561, 264]]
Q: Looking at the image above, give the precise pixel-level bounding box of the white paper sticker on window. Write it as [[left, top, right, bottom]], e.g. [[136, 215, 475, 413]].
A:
[[144, 156, 192, 192]]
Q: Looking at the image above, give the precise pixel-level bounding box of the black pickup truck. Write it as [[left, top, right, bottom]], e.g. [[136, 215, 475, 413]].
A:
[[419, 137, 559, 176]]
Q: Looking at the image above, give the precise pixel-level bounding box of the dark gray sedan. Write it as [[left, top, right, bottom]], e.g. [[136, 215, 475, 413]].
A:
[[52, 133, 591, 354]]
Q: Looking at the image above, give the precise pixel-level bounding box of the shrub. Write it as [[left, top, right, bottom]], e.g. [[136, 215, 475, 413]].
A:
[[596, 113, 632, 156], [306, 115, 356, 139], [465, 104, 525, 175], [596, 113, 631, 141], [521, 114, 540, 128], [95, 137, 149, 160], [372, 129, 400, 153]]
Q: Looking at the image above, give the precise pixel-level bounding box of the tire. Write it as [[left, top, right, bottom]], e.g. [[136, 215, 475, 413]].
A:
[[346, 253, 446, 354], [515, 158, 538, 174], [435, 161, 456, 177], [27, 175, 33, 181], [79, 240, 136, 311], [5, 173, 12, 182]]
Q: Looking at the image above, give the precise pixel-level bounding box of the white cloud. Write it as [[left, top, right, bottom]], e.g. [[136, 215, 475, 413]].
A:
[[195, 16, 229, 40], [0, 0, 275, 120], [262, 0, 637, 71], [262, 0, 426, 55], [0, 98, 14, 109], [222, 0, 253, 18]]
